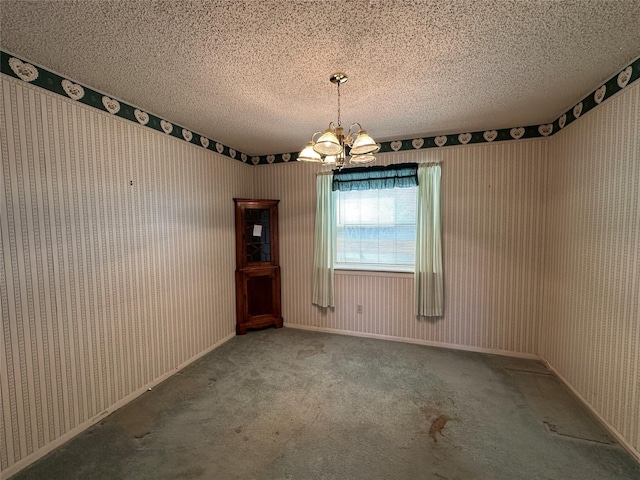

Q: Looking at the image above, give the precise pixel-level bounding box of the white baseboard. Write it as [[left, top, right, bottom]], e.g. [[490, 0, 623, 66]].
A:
[[3, 332, 235, 479], [540, 356, 640, 464], [284, 323, 541, 360]]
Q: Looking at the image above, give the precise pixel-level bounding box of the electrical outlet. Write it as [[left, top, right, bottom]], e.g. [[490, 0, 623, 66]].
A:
[[357, 304, 363, 314]]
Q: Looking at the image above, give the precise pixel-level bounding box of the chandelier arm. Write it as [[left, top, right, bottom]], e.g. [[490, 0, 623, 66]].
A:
[[349, 122, 363, 133], [345, 123, 361, 145], [311, 131, 324, 143]]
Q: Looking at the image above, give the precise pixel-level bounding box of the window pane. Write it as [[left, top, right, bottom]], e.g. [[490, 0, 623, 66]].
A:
[[336, 186, 417, 268]]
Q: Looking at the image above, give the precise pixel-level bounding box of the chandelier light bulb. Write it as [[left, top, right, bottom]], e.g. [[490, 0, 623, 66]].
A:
[[349, 129, 380, 156], [298, 141, 323, 163], [313, 127, 343, 156], [350, 153, 377, 165]]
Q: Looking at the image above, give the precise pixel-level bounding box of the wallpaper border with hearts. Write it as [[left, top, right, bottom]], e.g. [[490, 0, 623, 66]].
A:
[[2, 50, 639, 166], [0, 51, 252, 164]]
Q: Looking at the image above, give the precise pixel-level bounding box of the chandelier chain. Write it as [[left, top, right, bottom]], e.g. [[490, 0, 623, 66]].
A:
[[337, 81, 341, 127]]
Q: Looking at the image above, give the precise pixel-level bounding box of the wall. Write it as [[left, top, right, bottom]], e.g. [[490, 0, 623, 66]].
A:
[[2, 59, 639, 476], [542, 80, 640, 456], [0, 74, 253, 475], [254, 140, 548, 356]]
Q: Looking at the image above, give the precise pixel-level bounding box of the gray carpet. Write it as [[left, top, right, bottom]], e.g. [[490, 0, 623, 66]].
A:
[[11, 328, 640, 480]]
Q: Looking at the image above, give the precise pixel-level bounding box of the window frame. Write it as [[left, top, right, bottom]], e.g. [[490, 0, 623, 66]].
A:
[[334, 185, 418, 273]]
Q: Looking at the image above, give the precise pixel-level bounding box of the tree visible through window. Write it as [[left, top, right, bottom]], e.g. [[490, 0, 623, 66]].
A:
[[335, 186, 417, 271]]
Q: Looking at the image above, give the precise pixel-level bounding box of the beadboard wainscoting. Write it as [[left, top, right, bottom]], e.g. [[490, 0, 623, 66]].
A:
[[0, 75, 253, 475], [542, 80, 640, 458], [253, 141, 548, 356]]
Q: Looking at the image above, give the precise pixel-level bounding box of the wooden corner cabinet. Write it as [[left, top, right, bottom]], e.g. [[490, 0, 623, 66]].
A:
[[233, 199, 283, 335]]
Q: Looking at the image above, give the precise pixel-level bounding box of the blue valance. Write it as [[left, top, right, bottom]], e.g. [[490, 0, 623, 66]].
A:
[[332, 163, 418, 191]]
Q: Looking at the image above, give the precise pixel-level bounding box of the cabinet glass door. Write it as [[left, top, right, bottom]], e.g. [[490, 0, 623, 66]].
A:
[[245, 208, 271, 263]]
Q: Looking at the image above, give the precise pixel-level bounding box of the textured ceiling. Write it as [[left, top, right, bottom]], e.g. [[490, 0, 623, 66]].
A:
[[1, 1, 639, 157]]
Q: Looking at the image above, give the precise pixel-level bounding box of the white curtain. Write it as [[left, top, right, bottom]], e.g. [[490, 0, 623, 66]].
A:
[[312, 171, 336, 307], [415, 163, 443, 316]]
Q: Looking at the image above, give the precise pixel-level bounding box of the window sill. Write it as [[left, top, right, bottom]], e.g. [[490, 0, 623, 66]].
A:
[[335, 267, 414, 279]]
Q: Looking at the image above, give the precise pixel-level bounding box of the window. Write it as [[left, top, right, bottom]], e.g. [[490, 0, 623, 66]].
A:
[[335, 186, 417, 271], [312, 163, 442, 313]]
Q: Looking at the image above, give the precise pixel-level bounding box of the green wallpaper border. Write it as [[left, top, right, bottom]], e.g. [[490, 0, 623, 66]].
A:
[[2, 50, 639, 166], [1, 51, 250, 163]]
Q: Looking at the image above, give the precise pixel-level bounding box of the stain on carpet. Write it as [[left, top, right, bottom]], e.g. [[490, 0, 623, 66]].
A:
[[176, 466, 205, 479], [109, 405, 155, 439], [420, 404, 453, 443], [296, 341, 325, 360], [512, 371, 615, 444], [544, 421, 615, 445], [428, 415, 450, 442], [163, 373, 201, 393], [505, 367, 553, 376]]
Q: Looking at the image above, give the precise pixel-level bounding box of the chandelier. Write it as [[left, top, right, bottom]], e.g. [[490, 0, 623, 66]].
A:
[[297, 72, 380, 168]]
